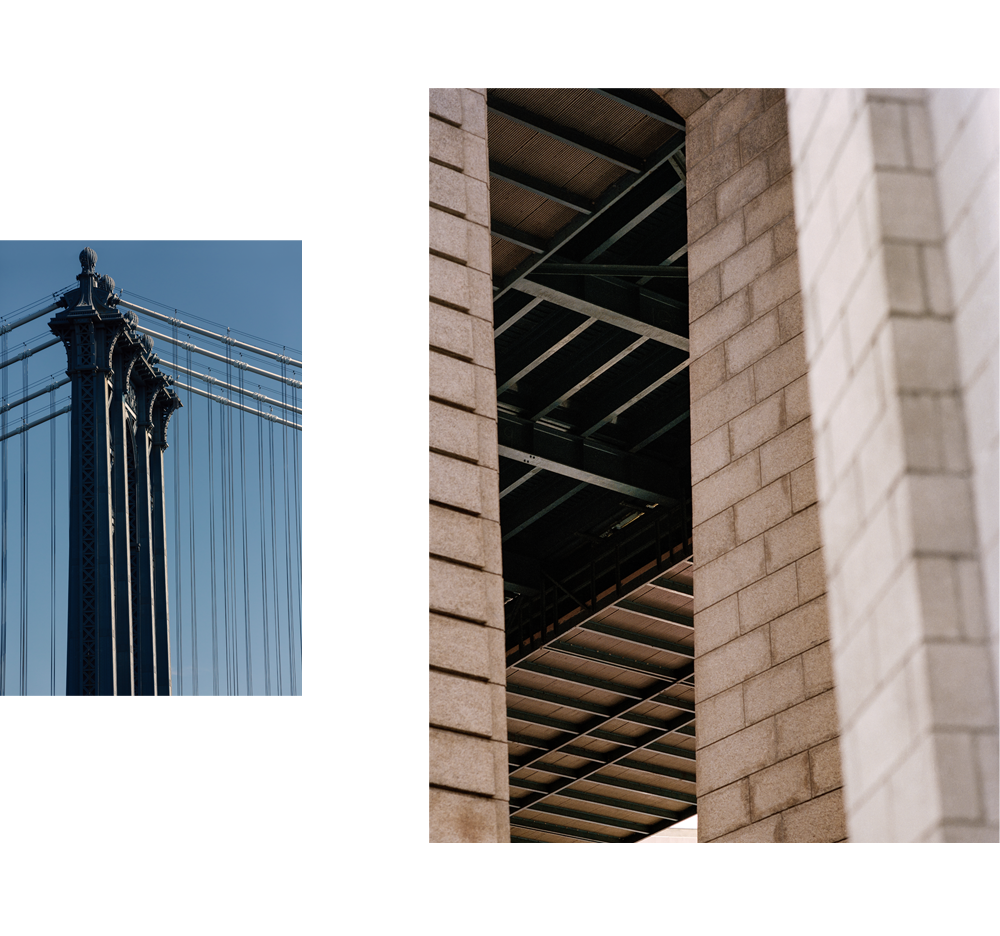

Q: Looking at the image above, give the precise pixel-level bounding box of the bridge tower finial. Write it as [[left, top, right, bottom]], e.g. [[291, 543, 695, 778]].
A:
[[75, 246, 98, 310]]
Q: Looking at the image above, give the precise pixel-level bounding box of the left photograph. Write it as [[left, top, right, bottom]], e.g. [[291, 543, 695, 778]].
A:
[[0, 241, 302, 696]]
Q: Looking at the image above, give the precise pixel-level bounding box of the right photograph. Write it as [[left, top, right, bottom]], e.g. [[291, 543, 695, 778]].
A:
[[429, 88, 998, 843]]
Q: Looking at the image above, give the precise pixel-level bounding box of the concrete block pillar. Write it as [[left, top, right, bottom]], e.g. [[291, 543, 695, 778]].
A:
[[656, 89, 846, 842], [428, 88, 511, 842], [786, 88, 998, 841]]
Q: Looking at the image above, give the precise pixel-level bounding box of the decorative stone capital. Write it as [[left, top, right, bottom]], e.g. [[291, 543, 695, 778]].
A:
[[152, 388, 183, 449]]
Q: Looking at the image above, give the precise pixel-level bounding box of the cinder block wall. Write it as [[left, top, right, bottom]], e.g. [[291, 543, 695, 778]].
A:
[[786, 88, 998, 841], [927, 88, 1000, 828], [428, 88, 511, 842], [656, 89, 846, 842]]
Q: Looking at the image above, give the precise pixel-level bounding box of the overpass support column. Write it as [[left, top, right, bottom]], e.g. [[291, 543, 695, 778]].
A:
[[786, 89, 998, 841], [656, 89, 846, 841], [428, 88, 510, 842]]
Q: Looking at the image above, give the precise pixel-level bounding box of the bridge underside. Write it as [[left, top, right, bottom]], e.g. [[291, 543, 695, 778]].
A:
[[488, 89, 697, 841]]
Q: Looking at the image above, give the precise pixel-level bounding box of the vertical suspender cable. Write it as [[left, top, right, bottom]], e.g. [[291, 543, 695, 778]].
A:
[[51, 390, 56, 696], [207, 368, 219, 696], [1, 330, 8, 696], [218, 376, 231, 696], [257, 397, 271, 695], [66, 404, 70, 694], [292, 373, 301, 691], [187, 339, 198, 696], [173, 317, 183, 696], [227, 333, 239, 695], [268, 408, 282, 695], [281, 359, 295, 696], [238, 357, 252, 695], [220, 362, 232, 696], [20, 356, 28, 694]]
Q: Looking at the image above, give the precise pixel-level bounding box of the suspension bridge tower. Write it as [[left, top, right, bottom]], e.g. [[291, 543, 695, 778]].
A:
[[49, 248, 181, 696]]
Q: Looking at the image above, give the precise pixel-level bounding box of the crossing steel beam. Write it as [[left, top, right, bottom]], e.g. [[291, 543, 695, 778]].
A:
[[497, 411, 679, 503], [513, 279, 688, 351], [493, 133, 685, 300]]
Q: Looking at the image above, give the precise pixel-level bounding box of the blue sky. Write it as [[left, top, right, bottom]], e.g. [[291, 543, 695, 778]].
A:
[[0, 89, 427, 842]]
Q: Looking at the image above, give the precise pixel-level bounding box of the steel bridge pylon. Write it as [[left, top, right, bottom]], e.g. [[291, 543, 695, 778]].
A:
[[48, 248, 181, 696]]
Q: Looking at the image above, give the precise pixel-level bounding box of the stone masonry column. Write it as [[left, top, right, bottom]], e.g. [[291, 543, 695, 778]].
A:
[[786, 89, 998, 841], [428, 88, 510, 842], [655, 89, 847, 841]]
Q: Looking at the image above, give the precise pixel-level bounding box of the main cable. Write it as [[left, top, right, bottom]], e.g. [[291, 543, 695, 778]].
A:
[[0, 286, 73, 323], [119, 299, 302, 369], [120, 291, 301, 358]]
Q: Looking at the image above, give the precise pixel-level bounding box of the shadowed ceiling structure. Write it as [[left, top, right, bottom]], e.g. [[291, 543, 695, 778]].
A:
[[489, 89, 698, 842]]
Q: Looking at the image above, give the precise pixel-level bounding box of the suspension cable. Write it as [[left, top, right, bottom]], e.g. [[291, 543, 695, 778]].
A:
[[121, 291, 301, 353], [118, 299, 302, 369], [0, 299, 64, 337], [156, 357, 301, 415], [0, 376, 71, 416], [167, 379, 302, 430], [1, 288, 68, 323], [136, 327, 301, 388], [0, 403, 72, 444], [0, 337, 60, 372]]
